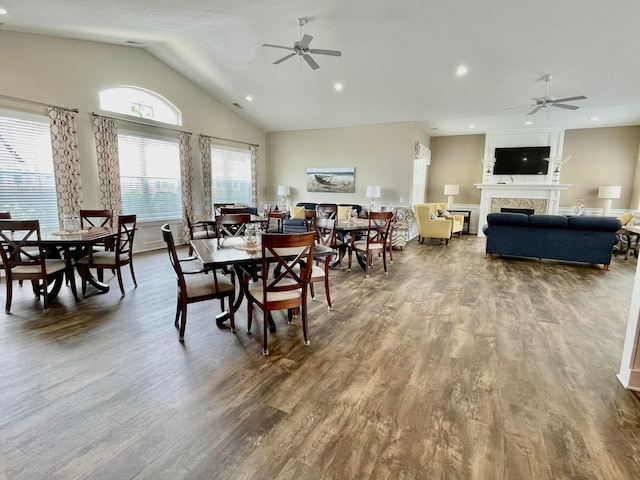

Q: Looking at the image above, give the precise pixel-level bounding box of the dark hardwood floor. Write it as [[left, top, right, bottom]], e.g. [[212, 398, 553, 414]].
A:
[[1, 235, 640, 479]]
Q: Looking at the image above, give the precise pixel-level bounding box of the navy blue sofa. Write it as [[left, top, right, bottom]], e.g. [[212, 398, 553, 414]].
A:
[[282, 203, 364, 233], [482, 213, 621, 269]]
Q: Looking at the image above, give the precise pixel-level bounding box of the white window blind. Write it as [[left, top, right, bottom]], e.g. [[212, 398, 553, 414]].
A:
[[118, 132, 182, 221], [211, 145, 251, 204], [0, 111, 59, 227]]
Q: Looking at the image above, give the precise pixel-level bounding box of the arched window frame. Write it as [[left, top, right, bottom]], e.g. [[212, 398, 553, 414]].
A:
[[98, 86, 182, 126]]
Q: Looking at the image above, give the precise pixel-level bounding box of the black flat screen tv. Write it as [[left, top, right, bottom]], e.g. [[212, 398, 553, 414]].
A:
[[493, 146, 551, 175]]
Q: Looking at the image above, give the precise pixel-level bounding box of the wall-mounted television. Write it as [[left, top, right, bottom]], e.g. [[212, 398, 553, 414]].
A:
[[493, 146, 551, 175]]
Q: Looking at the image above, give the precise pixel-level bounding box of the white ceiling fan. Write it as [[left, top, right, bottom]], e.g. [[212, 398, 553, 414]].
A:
[[263, 18, 342, 70], [508, 74, 587, 117]]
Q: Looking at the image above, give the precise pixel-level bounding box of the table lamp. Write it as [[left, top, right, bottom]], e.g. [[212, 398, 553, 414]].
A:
[[277, 185, 290, 211], [366, 185, 381, 210], [598, 185, 621, 216], [444, 184, 459, 210]]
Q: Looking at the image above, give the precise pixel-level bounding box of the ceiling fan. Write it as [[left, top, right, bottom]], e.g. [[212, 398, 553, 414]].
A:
[[263, 18, 342, 70], [508, 75, 587, 117]]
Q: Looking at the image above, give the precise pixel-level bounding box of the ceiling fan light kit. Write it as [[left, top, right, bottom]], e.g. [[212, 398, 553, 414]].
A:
[[262, 17, 342, 70]]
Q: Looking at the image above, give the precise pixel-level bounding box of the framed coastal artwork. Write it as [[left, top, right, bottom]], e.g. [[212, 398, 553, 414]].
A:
[[306, 167, 355, 193]]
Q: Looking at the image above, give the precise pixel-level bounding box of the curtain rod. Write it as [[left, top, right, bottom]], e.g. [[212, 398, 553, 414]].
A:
[[0, 94, 79, 113], [92, 112, 258, 148], [200, 133, 259, 148]]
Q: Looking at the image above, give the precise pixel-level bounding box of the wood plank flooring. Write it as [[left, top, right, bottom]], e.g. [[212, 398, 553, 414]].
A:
[[1, 236, 640, 479]]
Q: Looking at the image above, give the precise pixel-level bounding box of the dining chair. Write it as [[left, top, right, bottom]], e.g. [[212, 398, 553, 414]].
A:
[[161, 224, 235, 341], [184, 208, 215, 255], [77, 214, 137, 297], [348, 211, 394, 277], [79, 209, 113, 229], [304, 209, 317, 232], [317, 203, 337, 220], [220, 206, 251, 215], [372, 206, 397, 263], [213, 203, 235, 215], [244, 231, 315, 355], [0, 219, 68, 313], [215, 213, 252, 246], [309, 217, 338, 309]]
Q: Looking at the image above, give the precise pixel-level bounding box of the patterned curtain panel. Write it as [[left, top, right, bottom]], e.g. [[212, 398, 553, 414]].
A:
[[179, 132, 194, 243], [92, 115, 122, 214], [48, 108, 82, 225], [199, 135, 212, 216], [250, 144, 259, 207]]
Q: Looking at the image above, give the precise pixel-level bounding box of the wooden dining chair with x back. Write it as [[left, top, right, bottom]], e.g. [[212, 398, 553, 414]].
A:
[[244, 231, 316, 355], [0, 219, 68, 313], [309, 217, 337, 309], [77, 214, 137, 297], [162, 224, 235, 341], [348, 211, 394, 278], [215, 213, 252, 246]]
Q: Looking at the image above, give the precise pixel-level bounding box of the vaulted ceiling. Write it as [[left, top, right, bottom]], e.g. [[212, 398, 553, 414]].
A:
[[3, 0, 640, 135]]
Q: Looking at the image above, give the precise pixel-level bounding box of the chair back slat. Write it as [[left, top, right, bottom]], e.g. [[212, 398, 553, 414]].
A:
[[366, 211, 394, 247], [315, 218, 336, 247], [80, 209, 113, 229], [0, 220, 45, 271], [116, 215, 136, 256], [261, 232, 315, 295], [216, 213, 252, 244]]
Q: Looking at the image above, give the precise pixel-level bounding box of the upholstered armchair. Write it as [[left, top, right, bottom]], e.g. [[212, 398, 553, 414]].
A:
[[426, 202, 464, 236], [413, 204, 455, 245]]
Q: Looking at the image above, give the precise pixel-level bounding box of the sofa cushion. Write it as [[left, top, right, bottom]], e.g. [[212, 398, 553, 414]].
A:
[[296, 202, 318, 211], [568, 216, 622, 232], [338, 205, 352, 221], [289, 205, 306, 219], [487, 212, 529, 226], [529, 214, 568, 229]]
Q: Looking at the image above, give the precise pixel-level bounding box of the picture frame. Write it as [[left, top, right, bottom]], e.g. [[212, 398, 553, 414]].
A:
[[306, 167, 355, 193]]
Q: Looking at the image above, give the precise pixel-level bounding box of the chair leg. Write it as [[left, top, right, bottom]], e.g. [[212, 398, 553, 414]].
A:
[[227, 295, 235, 334], [262, 309, 269, 356], [388, 242, 394, 263], [301, 297, 310, 347], [174, 296, 181, 328], [324, 275, 332, 311], [41, 279, 50, 313], [178, 299, 187, 341], [129, 260, 137, 288], [382, 251, 388, 275], [5, 278, 12, 313], [116, 268, 125, 297], [247, 300, 253, 333], [309, 282, 316, 300]]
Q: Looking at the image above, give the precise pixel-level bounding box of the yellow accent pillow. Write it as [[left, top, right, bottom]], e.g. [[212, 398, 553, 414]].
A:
[[338, 205, 352, 221], [289, 205, 306, 220]]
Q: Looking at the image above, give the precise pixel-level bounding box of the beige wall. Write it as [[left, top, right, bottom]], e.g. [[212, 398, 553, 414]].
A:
[[429, 127, 640, 209], [429, 134, 485, 205], [266, 123, 430, 208], [0, 30, 266, 211], [562, 126, 640, 210]]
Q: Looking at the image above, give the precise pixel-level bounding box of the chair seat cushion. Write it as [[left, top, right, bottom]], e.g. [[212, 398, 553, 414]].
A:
[[292, 263, 325, 280], [77, 251, 128, 267], [352, 241, 385, 253], [185, 272, 233, 297], [248, 278, 302, 303], [13, 259, 67, 275]]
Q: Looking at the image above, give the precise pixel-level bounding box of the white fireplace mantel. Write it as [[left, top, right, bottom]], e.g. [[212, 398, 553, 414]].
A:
[[475, 183, 572, 236]]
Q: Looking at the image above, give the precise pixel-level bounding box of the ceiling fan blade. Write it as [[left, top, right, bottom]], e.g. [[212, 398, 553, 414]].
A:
[[273, 52, 296, 65], [263, 43, 294, 51], [298, 34, 313, 48], [308, 48, 342, 57], [551, 103, 580, 111], [553, 95, 587, 103], [303, 54, 320, 70], [504, 104, 532, 111], [527, 106, 543, 116]]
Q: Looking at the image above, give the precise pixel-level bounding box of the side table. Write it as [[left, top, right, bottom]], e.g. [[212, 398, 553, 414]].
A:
[[448, 209, 471, 235]]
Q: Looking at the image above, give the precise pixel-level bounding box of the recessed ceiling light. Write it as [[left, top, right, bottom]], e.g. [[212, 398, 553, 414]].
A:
[[0, 8, 7, 15], [456, 65, 468, 76], [334, 82, 343, 91], [468, 125, 475, 129], [525, 121, 533, 125], [590, 116, 599, 121], [245, 95, 253, 102]]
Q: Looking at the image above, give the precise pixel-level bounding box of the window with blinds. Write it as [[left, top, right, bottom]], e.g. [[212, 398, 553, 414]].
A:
[[211, 145, 251, 204], [118, 132, 182, 222], [0, 111, 59, 227]]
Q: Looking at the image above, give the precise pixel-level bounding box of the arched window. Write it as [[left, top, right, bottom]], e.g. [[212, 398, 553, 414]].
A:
[[99, 87, 181, 125]]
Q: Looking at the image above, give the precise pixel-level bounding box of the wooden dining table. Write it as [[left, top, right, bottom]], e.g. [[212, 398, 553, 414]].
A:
[[40, 226, 118, 298], [190, 236, 335, 331]]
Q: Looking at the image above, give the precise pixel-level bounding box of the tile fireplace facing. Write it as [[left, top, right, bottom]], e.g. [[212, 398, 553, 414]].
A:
[[475, 183, 571, 237]]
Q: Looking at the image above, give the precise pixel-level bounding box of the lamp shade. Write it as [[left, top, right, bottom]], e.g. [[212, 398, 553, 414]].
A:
[[444, 184, 460, 196], [366, 185, 381, 198], [277, 185, 290, 196], [598, 186, 621, 199]]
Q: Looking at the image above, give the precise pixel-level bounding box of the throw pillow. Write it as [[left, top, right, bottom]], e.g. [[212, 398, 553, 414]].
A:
[[338, 205, 352, 221], [439, 209, 451, 216], [289, 205, 306, 220], [429, 212, 438, 220]]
